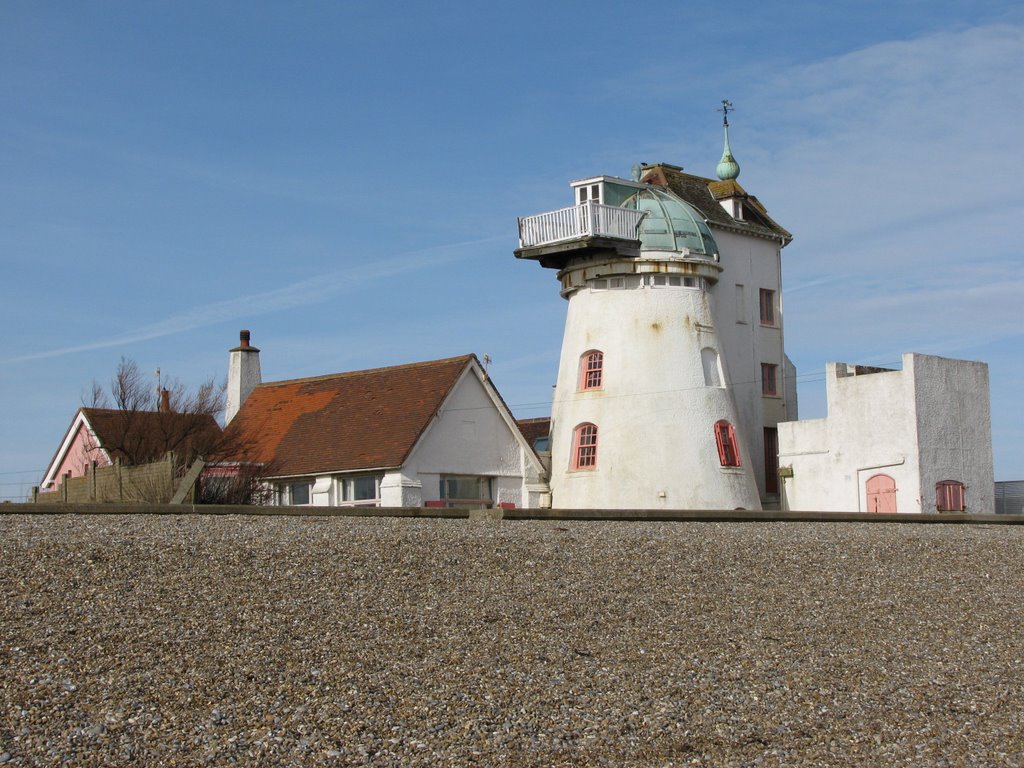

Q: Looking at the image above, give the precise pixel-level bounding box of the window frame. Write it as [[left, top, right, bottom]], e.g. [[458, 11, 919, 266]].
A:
[[279, 480, 313, 506], [438, 475, 493, 509], [579, 350, 604, 391], [761, 363, 778, 396], [335, 474, 383, 507], [571, 423, 599, 470], [714, 420, 741, 468], [759, 288, 776, 326]]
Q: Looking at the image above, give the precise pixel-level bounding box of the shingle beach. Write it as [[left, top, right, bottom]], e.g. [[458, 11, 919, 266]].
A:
[[2, 514, 1022, 766]]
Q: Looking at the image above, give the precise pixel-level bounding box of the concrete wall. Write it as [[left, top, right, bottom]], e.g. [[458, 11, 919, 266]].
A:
[[36, 454, 179, 504], [909, 354, 993, 513], [710, 229, 791, 502], [779, 354, 995, 513]]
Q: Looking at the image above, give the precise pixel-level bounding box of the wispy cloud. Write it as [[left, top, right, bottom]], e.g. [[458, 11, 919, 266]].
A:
[[4, 235, 503, 364]]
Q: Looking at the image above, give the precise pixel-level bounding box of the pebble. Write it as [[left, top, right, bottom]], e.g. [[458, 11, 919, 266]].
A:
[[1, 514, 1023, 766]]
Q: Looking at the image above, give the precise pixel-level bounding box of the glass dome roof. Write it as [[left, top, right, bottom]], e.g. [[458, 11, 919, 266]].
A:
[[623, 187, 719, 258]]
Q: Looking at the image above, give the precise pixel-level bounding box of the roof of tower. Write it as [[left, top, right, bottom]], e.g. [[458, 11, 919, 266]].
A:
[[639, 163, 792, 244], [626, 185, 720, 257]]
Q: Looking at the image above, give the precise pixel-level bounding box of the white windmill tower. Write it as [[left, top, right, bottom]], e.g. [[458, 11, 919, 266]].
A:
[[515, 110, 763, 510]]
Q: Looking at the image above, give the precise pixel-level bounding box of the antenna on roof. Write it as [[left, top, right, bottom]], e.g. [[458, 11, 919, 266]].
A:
[[482, 353, 492, 371], [155, 367, 162, 400]]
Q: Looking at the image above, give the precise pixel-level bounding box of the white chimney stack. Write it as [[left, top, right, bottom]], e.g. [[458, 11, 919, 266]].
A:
[[225, 329, 261, 424]]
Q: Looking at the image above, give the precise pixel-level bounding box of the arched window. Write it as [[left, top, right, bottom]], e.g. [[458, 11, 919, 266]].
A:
[[714, 420, 741, 467], [572, 423, 598, 470], [579, 350, 603, 390], [936, 480, 965, 512]]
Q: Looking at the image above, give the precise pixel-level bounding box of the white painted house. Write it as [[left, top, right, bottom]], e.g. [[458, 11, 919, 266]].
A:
[[778, 353, 994, 514], [219, 332, 548, 509], [515, 113, 794, 510]]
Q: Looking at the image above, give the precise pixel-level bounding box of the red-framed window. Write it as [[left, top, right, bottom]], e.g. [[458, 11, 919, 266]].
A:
[[759, 288, 776, 326], [761, 363, 778, 396], [579, 350, 604, 390], [715, 420, 741, 467], [572, 423, 598, 470], [936, 480, 965, 512]]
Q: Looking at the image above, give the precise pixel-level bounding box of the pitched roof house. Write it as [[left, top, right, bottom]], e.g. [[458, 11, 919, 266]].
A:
[[218, 334, 548, 509], [41, 403, 222, 491]]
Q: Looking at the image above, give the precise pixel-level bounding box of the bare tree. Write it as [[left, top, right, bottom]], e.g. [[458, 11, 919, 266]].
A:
[[84, 357, 225, 469]]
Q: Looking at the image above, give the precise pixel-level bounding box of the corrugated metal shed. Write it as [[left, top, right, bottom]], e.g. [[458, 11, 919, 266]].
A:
[[995, 481, 1024, 514]]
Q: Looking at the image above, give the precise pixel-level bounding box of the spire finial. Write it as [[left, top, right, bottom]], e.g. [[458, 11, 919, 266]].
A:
[[716, 99, 740, 181]]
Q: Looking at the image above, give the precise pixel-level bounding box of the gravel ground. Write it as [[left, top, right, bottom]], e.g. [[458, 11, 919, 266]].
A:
[[1, 514, 1023, 767]]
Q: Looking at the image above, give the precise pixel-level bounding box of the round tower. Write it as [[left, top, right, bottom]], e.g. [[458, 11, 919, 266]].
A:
[[516, 179, 761, 510]]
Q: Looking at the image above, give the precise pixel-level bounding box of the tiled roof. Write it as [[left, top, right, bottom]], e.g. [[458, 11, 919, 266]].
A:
[[220, 355, 476, 477], [82, 408, 222, 464], [516, 417, 551, 448], [640, 164, 792, 243]]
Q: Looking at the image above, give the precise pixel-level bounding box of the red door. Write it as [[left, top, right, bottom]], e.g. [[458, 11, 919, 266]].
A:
[[866, 474, 897, 513]]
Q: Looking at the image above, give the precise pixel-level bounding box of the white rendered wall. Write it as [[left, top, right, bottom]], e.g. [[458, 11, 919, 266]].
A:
[[709, 229, 790, 500], [404, 365, 545, 509], [779, 354, 994, 513], [779, 363, 918, 512], [549, 271, 760, 510]]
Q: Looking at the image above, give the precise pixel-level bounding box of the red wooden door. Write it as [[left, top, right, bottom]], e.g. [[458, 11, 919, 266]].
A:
[[866, 474, 897, 513]]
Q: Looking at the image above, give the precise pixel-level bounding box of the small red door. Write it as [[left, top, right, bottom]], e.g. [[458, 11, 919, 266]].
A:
[[866, 474, 897, 513]]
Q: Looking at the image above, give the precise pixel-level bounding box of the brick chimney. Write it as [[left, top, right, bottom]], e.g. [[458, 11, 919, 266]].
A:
[[225, 329, 261, 424], [159, 388, 171, 413]]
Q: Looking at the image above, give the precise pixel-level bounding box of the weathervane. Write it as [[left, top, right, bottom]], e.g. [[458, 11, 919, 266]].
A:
[[715, 99, 740, 181], [718, 99, 734, 128]]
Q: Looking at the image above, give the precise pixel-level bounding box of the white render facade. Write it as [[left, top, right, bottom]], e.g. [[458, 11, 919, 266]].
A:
[[777, 353, 994, 513]]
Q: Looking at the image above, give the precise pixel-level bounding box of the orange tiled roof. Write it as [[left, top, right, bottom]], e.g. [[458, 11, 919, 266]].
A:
[[221, 355, 476, 477]]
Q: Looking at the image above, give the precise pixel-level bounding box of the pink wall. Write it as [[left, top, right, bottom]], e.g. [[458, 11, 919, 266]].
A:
[[46, 422, 110, 489]]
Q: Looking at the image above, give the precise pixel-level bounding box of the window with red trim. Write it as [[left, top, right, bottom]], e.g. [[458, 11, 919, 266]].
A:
[[761, 363, 778, 396], [579, 350, 603, 390], [715, 420, 741, 467], [759, 289, 776, 326], [572, 423, 598, 470], [936, 480, 965, 512]]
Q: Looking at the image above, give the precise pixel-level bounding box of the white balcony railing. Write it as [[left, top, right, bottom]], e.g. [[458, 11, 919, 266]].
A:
[[518, 202, 646, 248]]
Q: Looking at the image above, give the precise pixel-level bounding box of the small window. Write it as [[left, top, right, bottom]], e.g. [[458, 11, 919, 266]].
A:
[[579, 350, 603, 390], [761, 363, 778, 396], [759, 289, 776, 326], [577, 183, 601, 206], [936, 480, 965, 512], [336, 475, 381, 507], [439, 475, 493, 509], [281, 480, 312, 505], [572, 423, 598, 470], [714, 420, 741, 467], [591, 278, 608, 290]]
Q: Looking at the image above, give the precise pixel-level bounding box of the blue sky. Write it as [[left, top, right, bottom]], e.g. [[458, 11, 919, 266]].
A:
[[2, 1, 1022, 500]]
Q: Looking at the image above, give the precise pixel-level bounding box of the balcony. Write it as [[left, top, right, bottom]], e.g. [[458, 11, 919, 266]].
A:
[[515, 201, 647, 269]]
